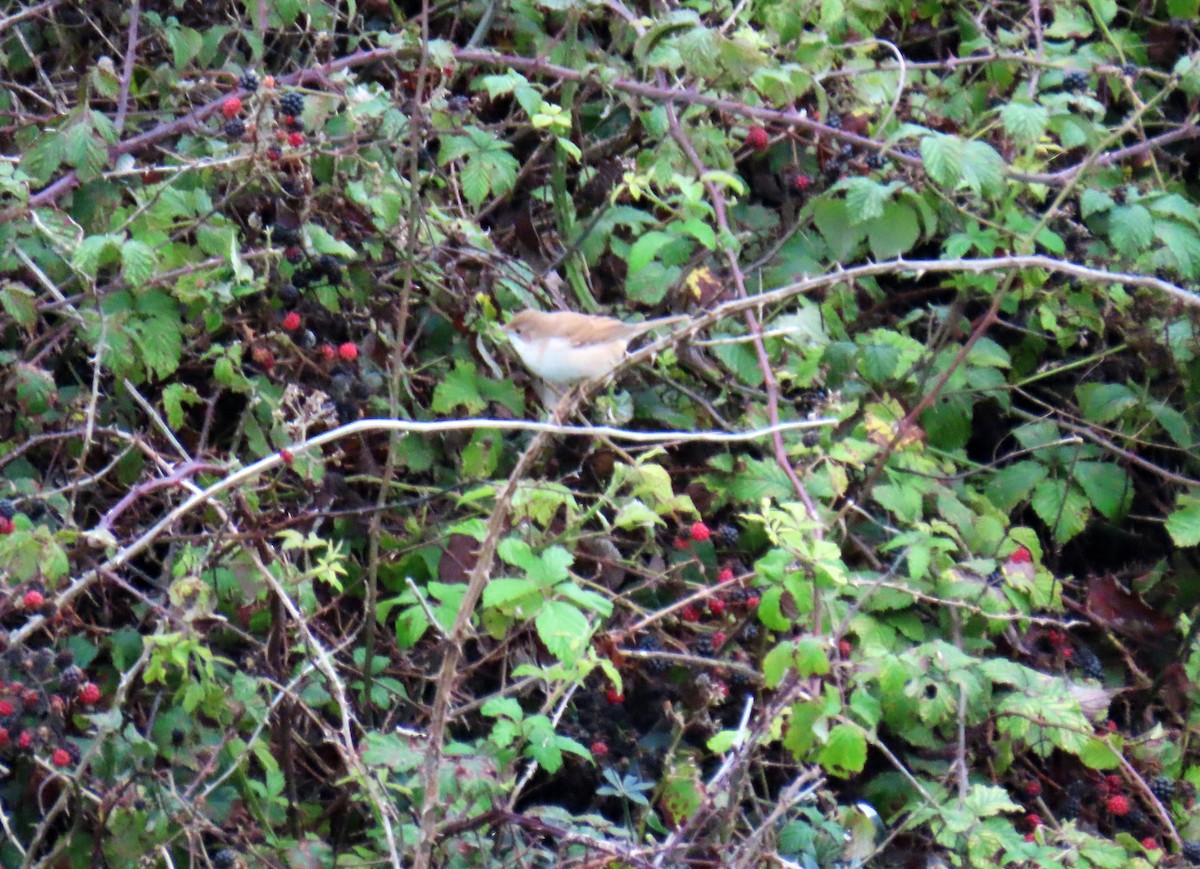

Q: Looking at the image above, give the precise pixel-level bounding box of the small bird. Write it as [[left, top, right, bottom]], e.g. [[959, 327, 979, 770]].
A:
[[501, 309, 688, 386]]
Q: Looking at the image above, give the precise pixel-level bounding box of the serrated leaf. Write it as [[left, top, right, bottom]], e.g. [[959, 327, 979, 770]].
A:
[[304, 224, 357, 259], [841, 177, 893, 223], [866, 202, 920, 258], [1031, 478, 1090, 543], [986, 461, 1048, 512], [1072, 461, 1130, 520], [999, 101, 1048, 146], [161, 383, 200, 430], [1108, 204, 1154, 256], [0, 282, 36, 328], [121, 239, 158, 287], [627, 230, 676, 275], [535, 600, 590, 664], [22, 131, 66, 186], [1156, 220, 1200, 277], [1075, 382, 1138, 424], [1166, 493, 1200, 546], [818, 724, 866, 777], [432, 362, 486, 415], [1080, 188, 1115, 218]]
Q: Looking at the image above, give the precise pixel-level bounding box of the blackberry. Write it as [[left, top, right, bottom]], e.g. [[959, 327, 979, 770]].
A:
[[1184, 841, 1200, 863], [350, 377, 372, 401], [298, 329, 317, 349], [727, 587, 750, 604], [334, 400, 359, 424], [739, 622, 759, 641], [1063, 70, 1089, 92], [223, 118, 245, 138], [840, 143, 855, 157], [1073, 645, 1104, 680], [824, 159, 843, 178], [291, 267, 315, 288], [0, 501, 14, 520], [284, 246, 304, 265], [280, 178, 303, 198], [985, 569, 1003, 586], [278, 284, 300, 306], [211, 851, 239, 869], [54, 649, 73, 668], [714, 524, 739, 547], [695, 635, 714, 657], [802, 430, 821, 447], [59, 665, 84, 689], [865, 152, 887, 169], [269, 224, 300, 245], [317, 254, 343, 284], [1149, 776, 1175, 801], [730, 667, 753, 687], [1121, 63, 1138, 77], [238, 71, 259, 92], [280, 91, 304, 117], [639, 635, 670, 673], [826, 113, 842, 129]]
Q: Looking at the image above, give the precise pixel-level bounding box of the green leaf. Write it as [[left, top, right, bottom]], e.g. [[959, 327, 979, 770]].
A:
[[866, 202, 920, 259], [535, 600, 590, 664], [161, 383, 200, 430], [986, 461, 1048, 513], [1072, 461, 1130, 520], [818, 724, 867, 777], [0, 282, 37, 328], [1075, 382, 1138, 424], [999, 100, 1048, 146], [432, 362, 486, 415], [1156, 220, 1200, 277], [1108, 205, 1154, 256], [121, 239, 158, 287], [304, 224, 357, 259], [22, 129, 65, 185], [627, 230, 676, 275], [1030, 478, 1090, 543], [1166, 493, 1200, 547]]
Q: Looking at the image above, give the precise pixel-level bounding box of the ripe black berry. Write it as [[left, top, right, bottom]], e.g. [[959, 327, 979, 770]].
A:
[[824, 159, 843, 178], [278, 284, 300, 306], [1063, 70, 1089, 92], [298, 329, 318, 349], [1073, 645, 1104, 680], [224, 118, 246, 138], [291, 267, 315, 288], [826, 113, 842, 129], [1121, 63, 1138, 77], [1183, 840, 1200, 863], [865, 152, 887, 169], [280, 91, 304, 117], [0, 501, 14, 520], [1149, 776, 1175, 801], [639, 635, 670, 674], [211, 850, 239, 869], [284, 246, 304, 265], [714, 524, 739, 547], [238, 71, 260, 92], [695, 635, 714, 657], [269, 224, 300, 245], [317, 254, 343, 285]]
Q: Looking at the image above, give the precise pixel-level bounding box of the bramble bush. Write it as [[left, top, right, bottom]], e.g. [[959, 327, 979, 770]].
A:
[[4, 1, 1200, 867]]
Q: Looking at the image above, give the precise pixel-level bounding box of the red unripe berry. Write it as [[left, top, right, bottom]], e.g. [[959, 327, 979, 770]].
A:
[[22, 590, 44, 610], [1141, 838, 1159, 850], [283, 115, 296, 126], [717, 568, 735, 583], [288, 131, 304, 147], [746, 126, 770, 151], [17, 731, 31, 749], [21, 689, 37, 707], [320, 344, 337, 361], [605, 688, 624, 704], [708, 597, 726, 616], [78, 682, 101, 705], [792, 173, 812, 191], [338, 342, 359, 361], [1009, 545, 1032, 564], [282, 311, 301, 331], [690, 522, 711, 542], [1025, 813, 1042, 828], [222, 96, 243, 119], [279, 449, 294, 466], [267, 146, 282, 161], [0, 728, 8, 747], [711, 631, 726, 647], [1025, 780, 1042, 797], [590, 740, 608, 757], [680, 605, 700, 623], [1024, 833, 1036, 842], [51, 748, 71, 767], [746, 594, 760, 607], [0, 700, 12, 716], [0, 516, 12, 535], [1105, 774, 1124, 792], [673, 537, 690, 551], [1106, 794, 1130, 816], [838, 639, 853, 657]]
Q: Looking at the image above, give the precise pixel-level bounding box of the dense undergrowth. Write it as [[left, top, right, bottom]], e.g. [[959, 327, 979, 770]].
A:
[[4, 0, 1200, 866]]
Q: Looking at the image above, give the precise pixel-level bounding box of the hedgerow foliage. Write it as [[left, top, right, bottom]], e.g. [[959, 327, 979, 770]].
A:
[[5, 0, 1200, 866]]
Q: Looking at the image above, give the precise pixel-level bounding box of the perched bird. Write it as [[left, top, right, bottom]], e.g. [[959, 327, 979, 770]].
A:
[[501, 309, 687, 386]]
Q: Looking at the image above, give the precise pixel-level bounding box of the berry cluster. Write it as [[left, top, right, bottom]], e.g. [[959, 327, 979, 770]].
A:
[[1062, 70, 1089, 92], [0, 499, 14, 535], [0, 647, 101, 774]]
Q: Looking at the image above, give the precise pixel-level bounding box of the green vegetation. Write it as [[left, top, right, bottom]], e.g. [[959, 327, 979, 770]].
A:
[[3, 0, 1200, 866]]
